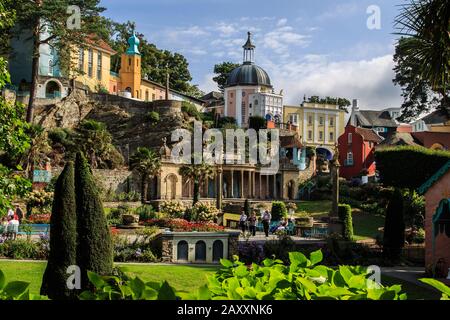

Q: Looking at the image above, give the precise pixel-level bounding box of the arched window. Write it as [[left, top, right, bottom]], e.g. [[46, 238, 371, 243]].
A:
[[48, 60, 53, 75], [212, 240, 223, 262], [177, 241, 188, 261], [145, 90, 149, 101], [346, 152, 354, 166], [195, 241, 206, 262]]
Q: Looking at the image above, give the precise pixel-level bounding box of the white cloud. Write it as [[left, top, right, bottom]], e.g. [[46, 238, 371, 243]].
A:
[[317, 3, 360, 20], [261, 54, 402, 109], [199, 73, 218, 93], [277, 18, 288, 27], [263, 26, 310, 56]]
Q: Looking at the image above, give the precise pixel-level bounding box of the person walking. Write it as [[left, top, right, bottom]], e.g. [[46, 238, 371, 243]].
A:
[[262, 210, 271, 238], [248, 212, 257, 237], [7, 208, 14, 218], [239, 211, 248, 234], [15, 206, 24, 222]]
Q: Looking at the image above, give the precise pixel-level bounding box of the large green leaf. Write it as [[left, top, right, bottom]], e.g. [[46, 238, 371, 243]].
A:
[[87, 271, 106, 288], [309, 250, 323, 266], [3, 281, 30, 298], [0, 270, 5, 290], [419, 278, 450, 297], [157, 281, 177, 300], [289, 252, 308, 267]]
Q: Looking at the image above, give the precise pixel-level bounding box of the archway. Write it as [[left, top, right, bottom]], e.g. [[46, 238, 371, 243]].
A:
[[177, 241, 188, 261], [430, 143, 445, 151], [195, 241, 206, 262], [165, 174, 178, 200], [45, 81, 61, 98], [212, 240, 224, 262], [316, 147, 333, 161]]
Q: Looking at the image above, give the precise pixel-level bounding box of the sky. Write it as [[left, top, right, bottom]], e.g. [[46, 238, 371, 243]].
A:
[[100, 0, 407, 110]]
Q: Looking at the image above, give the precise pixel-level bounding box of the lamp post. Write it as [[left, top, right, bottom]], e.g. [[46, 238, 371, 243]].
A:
[[330, 143, 340, 218], [216, 164, 223, 211]]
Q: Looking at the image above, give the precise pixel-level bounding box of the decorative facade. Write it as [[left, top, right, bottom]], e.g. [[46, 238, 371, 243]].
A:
[[224, 32, 283, 127]]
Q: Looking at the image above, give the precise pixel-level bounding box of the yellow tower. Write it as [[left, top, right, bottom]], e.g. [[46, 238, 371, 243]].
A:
[[119, 31, 142, 99]]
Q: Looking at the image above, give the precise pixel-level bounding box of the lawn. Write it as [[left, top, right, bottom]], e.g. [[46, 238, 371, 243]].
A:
[[0, 260, 218, 296], [0, 260, 441, 300], [295, 201, 384, 241]]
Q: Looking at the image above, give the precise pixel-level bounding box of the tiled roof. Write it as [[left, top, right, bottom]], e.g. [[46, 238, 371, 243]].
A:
[[354, 110, 398, 128], [355, 127, 383, 143], [420, 109, 450, 125], [376, 132, 421, 149], [85, 35, 117, 55], [280, 135, 303, 149]]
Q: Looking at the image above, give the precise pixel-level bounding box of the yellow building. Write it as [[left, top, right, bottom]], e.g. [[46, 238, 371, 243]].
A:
[[283, 102, 345, 157]]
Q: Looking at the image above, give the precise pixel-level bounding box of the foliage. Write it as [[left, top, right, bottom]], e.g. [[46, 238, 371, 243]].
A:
[[144, 219, 224, 232], [263, 235, 296, 264], [0, 164, 31, 214], [271, 202, 288, 221], [338, 204, 354, 241], [238, 241, 265, 265], [244, 199, 251, 216], [306, 96, 351, 112], [186, 250, 407, 300], [192, 202, 219, 222], [40, 162, 77, 300], [383, 189, 405, 260], [112, 227, 160, 263], [248, 116, 267, 131], [130, 147, 161, 203], [146, 111, 160, 124], [375, 146, 450, 189], [393, 0, 450, 121], [75, 152, 113, 290], [79, 270, 178, 300], [181, 101, 201, 120], [26, 190, 53, 214], [217, 116, 237, 128], [134, 205, 156, 221], [419, 278, 450, 300], [213, 62, 240, 92], [179, 160, 214, 205], [25, 214, 51, 224], [159, 201, 185, 219], [402, 190, 425, 229], [0, 270, 44, 300], [0, 238, 48, 260]]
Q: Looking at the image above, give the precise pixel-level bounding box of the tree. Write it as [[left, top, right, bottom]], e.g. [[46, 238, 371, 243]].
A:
[[0, 0, 15, 55], [179, 160, 214, 205], [40, 162, 77, 300], [338, 204, 354, 241], [249, 116, 267, 131], [383, 189, 406, 261], [12, 0, 105, 123], [213, 62, 240, 92], [130, 147, 161, 203], [75, 152, 113, 290], [306, 96, 351, 113], [393, 0, 450, 121]]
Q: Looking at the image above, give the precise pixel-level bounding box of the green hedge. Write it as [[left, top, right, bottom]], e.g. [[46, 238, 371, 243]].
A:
[[338, 204, 354, 241], [271, 201, 288, 221], [375, 146, 450, 189]]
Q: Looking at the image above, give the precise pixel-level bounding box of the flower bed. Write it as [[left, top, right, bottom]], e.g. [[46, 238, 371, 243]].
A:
[[143, 218, 225, 232], [25, 214, 51, 224]]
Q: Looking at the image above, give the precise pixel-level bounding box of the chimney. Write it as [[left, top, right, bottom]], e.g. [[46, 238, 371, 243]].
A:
[[352, 99, 360, 112]]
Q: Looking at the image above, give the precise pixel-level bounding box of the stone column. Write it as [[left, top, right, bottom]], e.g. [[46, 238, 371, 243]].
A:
[[273, 174, 277, 199], [230, 170, 234, 198], [240, 170, 244, 199], [259, 173, 262, 199], [252, 171, 256, 199], [265, 175, 269, 199], [216, 166, 223, 210]]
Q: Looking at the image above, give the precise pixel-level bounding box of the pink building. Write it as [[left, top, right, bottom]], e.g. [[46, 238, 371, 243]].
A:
[[418, 161, 450, 277], [224, 32, 283, 127]]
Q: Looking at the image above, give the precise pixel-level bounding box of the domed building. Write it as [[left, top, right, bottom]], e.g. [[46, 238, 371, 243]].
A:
[[224, 32, 283, 127]]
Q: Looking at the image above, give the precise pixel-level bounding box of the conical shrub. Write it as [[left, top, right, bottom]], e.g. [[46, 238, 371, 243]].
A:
[[75, 152, 113, 289], [383, 189, 405, 260], [40, 162, 77, 299]]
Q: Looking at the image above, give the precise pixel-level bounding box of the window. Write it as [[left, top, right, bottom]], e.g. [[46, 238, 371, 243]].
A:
[[48, 59, 53, 75], [329, 132, 334, 141], [348, 133, 352, 144], [308, 115, 313, 125], [289, 114, 298, 125], [241, 102, 246, 124], [254, 100, 258, 105], [230, 92, 234, 98], [319, 131, 323, 140], [97, 52, 102, 80], [329, 117, 334, 127], [145, 91, 149, 101], [242, 92, 246, 97], [319, 117, 324, 125], [346, 152, 354, 166], [308, 130, 313, 140], [88, 49, 93, 78], [113, 85, 116, 93], [78, 47, 84, 72], [128, 58, 132, 66]]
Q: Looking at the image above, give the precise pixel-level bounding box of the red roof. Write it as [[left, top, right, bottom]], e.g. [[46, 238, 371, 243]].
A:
[[355, 127, 383, 143], [85, 35, 117, 55]]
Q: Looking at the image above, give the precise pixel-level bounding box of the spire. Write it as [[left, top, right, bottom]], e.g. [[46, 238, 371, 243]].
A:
[[126, 29, 141, 55], [165, 66, 170, 100], [243, 31, 255, 64]]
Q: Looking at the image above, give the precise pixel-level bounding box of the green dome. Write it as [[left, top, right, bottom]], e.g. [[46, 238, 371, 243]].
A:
[[126, 31, 140, 55]]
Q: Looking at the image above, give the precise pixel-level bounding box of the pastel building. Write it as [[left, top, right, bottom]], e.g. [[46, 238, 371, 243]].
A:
[[224, 32, 283, 127], [283, 102, 346, 160]]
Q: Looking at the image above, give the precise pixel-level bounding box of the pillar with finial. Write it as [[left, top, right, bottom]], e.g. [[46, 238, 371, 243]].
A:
[[165, 64, 170, 100], [330, 142, 340, 218]]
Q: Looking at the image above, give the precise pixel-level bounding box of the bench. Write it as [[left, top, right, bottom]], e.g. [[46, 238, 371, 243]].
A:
[[17, 224, 50, 236]]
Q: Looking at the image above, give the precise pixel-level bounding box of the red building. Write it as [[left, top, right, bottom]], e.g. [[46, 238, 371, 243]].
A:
[[338, 125, 383, 180]]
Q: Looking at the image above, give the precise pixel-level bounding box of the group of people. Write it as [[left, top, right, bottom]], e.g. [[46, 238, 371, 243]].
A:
[[1, 206, 23, 240], [239, 210, 273, 238]]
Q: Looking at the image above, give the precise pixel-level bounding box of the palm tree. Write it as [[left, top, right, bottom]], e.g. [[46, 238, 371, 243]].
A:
[[179, 160, 214, 205], [395, 0, 450, 111], [130, 147, 161, 203]]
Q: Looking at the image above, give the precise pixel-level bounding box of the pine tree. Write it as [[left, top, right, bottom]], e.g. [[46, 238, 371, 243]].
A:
[[383, 189, 406, 260], [75, 152, 113, 289], [40, 162, 77, 299]]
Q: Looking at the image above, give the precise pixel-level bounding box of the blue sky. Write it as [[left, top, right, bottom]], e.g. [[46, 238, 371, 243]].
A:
[[100, 0, 406, 109]]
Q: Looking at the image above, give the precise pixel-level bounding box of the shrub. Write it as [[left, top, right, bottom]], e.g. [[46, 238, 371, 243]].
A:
[[159, 201, 185, 219], [338, 204, 354, 241], [383, 189, 405, 260], [41, 162, 77, 300], [146, 111, 160, 124], [263, 234, 296, 263], [75, 152, 113, 290], [238, 241, 265, 265], [271, 201, 288, 221], [181, 102, 201, 120], [48, 128, 68, 145], [134, 205, 156, 221], [248, 116, 266, 131], [26, 190, 54, 214], [376, 146, 450, 189], [0, 239, 48, 260], [402, 190, 425, 229], [192, 202, 219, 222], [217, 116, 237, 128]]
